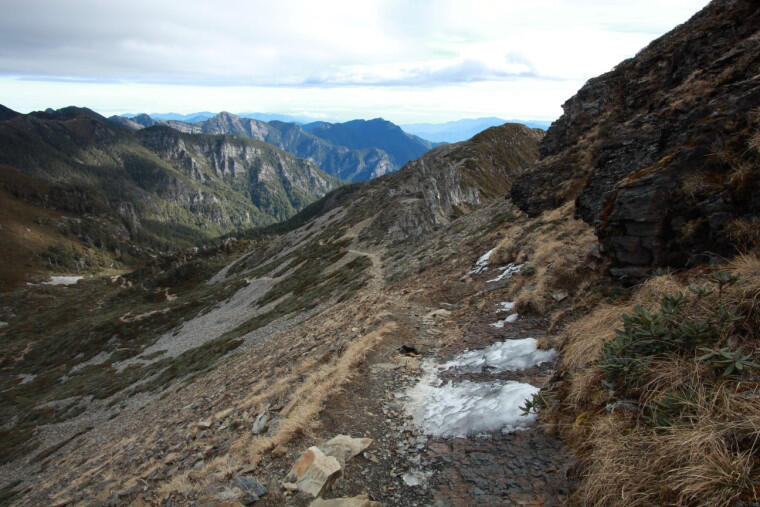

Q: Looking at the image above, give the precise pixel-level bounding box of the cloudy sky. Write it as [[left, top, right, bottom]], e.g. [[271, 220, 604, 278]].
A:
[[0, 0, 708, 123]]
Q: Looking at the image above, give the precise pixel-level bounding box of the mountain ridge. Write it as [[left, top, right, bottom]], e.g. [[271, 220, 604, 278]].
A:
[[109, 112, 434, 182], [0, 106, 341, 287]]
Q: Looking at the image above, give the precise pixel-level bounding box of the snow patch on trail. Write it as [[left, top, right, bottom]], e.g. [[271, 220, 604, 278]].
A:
[[405, 362, 538, 437], [442, 338, 554, 373], [497, 301, 515, 313], [490, 312, 519, 328], [403, 339, 557, 437]]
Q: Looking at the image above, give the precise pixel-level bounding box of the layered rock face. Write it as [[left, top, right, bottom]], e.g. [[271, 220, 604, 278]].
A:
[[511, 0, 760, 277], [359, 123, 543, 243]]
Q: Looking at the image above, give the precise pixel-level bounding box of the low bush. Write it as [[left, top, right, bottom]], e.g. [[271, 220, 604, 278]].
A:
[[548, 256, 760, 505]]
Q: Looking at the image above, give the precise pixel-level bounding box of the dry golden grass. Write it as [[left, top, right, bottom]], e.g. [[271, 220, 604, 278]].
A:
[[491, 201, 599, 315], [154, 318, 399, 498], [576, 384, 760, 507], [747, 131, 760, 154], [561, 303, 630, 371], [727, 217, 760, 254], [560, 274, 683, 371], [552, 258, 760, 505]]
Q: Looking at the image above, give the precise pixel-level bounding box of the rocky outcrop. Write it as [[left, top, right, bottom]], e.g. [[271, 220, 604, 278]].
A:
[[358, 124, 542, 243], [138, 127, 340, 221], [511, 0, 760, 278]]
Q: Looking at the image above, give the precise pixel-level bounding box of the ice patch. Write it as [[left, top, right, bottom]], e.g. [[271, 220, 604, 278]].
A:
[[403, 339, 557, 437], [406, 374, 538, 437], [469, 249, 494, 275], [402, 469, 431, 487], [497, 301, 515, 313], [16, 374, 36, 385], [490, 312, 519, 328], [43, 276, 83, 286], [487, 263, 522, 283], [443, 338, 554, 373]]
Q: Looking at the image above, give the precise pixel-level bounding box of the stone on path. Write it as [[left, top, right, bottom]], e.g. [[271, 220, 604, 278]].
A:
[[251, 412, 269, 435], [310, 494, 382, 506], [234, 476, 268, 504], [283, 446, 342, 497], [320, 435, 373, 466]]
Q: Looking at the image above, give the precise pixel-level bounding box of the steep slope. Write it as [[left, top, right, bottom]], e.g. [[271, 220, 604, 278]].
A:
[[0, 105, 20, 121], [303, 118, 436, 167], [511, 0, 760, 278], [137, 126, 338, 221], [0, 107, 340, 287]]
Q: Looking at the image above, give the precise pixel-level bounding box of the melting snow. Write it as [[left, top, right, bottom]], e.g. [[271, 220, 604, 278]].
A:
[[490, 313, 519, 328], [403, 339, 557, 437], [43, 276, 83, 286], [487, 263, 522, 283], [469, 249, 494, 274], [406, 372, 539, 437], [497, 301, 515, 313], [442, 338, 554, 373]]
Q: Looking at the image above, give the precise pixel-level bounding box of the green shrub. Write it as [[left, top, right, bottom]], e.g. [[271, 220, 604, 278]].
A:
[[601, 287, 752, 393]]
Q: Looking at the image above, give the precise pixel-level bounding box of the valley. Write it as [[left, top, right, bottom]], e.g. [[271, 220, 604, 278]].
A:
[[1, 0, 759, 505]]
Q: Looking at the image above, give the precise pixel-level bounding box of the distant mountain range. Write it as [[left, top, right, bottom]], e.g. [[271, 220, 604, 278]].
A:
[[401, 117, 553, 143], [118, 111, 552, 146], [127, 112, 320, 124], [110, 112, 437, 182]]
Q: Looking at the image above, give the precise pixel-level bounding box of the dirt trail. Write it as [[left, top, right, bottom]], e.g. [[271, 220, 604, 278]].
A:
[[11, 237, 573, 505], [287, 257, 574, 505], [348, 248, 384, 292]]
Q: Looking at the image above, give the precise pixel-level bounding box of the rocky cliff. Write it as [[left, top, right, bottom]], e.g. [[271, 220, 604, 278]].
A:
[[511, 0, 760, 278], [338, 123, 543, 244]]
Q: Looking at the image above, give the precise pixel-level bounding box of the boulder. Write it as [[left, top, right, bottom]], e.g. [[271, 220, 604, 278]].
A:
[[282, 446, 341, 498], [319, 435, 373, 467]]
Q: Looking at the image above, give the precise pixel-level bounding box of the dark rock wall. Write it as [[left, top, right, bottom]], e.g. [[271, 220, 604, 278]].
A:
[[511, 0, 760, 278]]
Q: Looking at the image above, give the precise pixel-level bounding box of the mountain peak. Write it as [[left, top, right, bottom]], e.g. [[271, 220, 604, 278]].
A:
[[0, 104, 20, 121]]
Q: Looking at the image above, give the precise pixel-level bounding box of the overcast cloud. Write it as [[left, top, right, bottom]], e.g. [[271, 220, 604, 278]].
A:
[[0, 0, 709, 122]]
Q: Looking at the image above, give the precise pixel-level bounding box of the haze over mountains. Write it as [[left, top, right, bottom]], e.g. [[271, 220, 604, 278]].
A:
[[401, 117, 552, 143]]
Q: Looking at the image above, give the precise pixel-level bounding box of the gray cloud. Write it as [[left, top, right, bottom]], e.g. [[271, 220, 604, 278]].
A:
[[0, 0, 708, 88]]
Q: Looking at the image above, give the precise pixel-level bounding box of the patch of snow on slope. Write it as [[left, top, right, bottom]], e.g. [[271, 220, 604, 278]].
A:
[[490, 312, 519, 328], [497, 301, 515, 313], [469, 248, 494, 274], [43, 276, 83, 286], [403, 339, 557, 437], [487, 263, 522, 283]]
